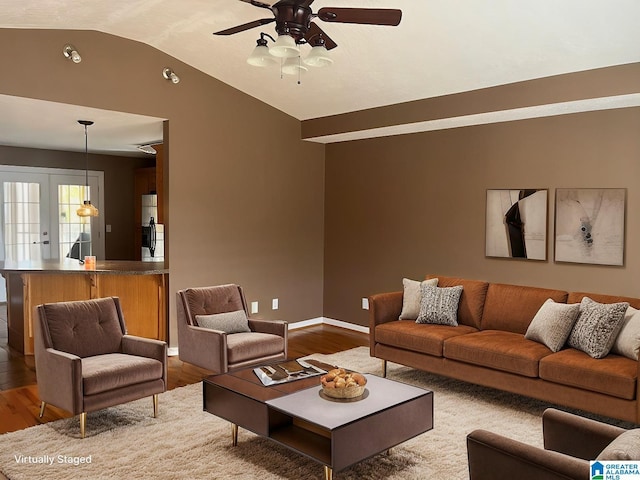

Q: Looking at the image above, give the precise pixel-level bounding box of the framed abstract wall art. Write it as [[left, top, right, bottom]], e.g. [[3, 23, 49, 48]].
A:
[[485, 189, 548, 261], [554, 188, 626, 266]]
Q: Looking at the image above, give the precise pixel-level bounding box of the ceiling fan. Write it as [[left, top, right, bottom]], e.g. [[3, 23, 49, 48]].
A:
[[214, 0, 402, 72]]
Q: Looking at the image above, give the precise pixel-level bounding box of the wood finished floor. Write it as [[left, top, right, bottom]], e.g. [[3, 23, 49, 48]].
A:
[[0, 309, 369, 435]]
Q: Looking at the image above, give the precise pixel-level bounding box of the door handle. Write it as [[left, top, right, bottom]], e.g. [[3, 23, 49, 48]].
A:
[[32, 240, 50, 244]]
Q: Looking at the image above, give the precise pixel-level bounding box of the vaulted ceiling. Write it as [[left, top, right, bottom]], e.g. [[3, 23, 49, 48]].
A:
[[1, 0, 639, 154]]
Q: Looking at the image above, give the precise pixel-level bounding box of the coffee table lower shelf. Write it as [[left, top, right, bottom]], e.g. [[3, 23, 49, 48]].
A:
[[204, 368, 433, 480]]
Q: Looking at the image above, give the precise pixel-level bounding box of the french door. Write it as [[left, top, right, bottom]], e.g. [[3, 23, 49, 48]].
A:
[[0, 165, 104, 301]]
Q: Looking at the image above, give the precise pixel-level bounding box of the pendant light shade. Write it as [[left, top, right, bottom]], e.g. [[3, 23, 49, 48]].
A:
[[247, 44, 277, 67], [76, 120, 99, 218], [281, 57, 308, 76], [303, 44, 333, 68], [269, 34, 299, 58]]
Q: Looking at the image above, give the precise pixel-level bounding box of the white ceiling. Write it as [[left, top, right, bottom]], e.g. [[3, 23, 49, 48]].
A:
[[0, 0, 639, 154]]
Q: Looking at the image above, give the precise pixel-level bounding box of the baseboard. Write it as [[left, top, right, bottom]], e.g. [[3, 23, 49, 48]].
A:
[[170, 318, 369, 356], [168, 347, 179, 357]]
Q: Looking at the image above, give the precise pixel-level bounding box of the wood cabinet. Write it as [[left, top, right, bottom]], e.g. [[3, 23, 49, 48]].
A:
[[2, 260, 168, 355]]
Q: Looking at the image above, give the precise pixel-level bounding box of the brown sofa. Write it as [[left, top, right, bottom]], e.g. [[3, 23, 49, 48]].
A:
[[369, 275, 640, 423]]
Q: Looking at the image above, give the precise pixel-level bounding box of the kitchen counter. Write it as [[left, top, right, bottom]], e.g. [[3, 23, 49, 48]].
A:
[[0, 259, 169, 354]]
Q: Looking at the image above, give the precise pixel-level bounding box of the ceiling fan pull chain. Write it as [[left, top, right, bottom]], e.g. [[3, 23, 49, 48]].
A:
[[297, 56, 302, 85]]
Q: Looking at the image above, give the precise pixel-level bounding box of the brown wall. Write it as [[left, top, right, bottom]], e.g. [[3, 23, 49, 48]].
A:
[[0, 28, 326, 347], [0, 145, 154, 260], [324, 107, 640, 327]]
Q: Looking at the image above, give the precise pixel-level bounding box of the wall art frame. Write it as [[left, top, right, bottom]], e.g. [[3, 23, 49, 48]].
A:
[[485, 189, 548, 261], [554, 188, 626, 266]]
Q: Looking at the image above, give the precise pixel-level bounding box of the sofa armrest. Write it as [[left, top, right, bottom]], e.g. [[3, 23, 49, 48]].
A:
[[543, 408, 626, 460], [122, 335, 168, 387], [467, 429, 589, 480], [37, 348, 83, 415], [369, 291, 403, 355]]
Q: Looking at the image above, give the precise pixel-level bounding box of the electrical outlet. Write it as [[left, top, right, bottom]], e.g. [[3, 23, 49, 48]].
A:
[[272, 298, 279, 310], [251, 301, 259, 314], [362, 298, 369, 310]]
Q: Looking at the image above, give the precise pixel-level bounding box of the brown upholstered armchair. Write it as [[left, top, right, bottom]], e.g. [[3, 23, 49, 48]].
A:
[[467, 408, 631, 479], [34, 297, 167, 438], [176, 284, 287, 373]]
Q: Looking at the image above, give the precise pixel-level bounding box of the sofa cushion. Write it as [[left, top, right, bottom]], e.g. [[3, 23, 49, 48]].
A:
[[82, 353, 163, 395], [444, 331, 553, 377], [597, 429, 640, 460], [481, 283, 569, 334], [539, 349, 637, 400], [417, 285, 463, 326], [524, 299, 581, 352], [612, 306, 640, 361], [426, 275, 488, 329], [568, 297, 629, 359], [195, 310, 251, 334], [226, 332, 285, 364], [375, 321, 478, 357], [399, 277, 438, 320]]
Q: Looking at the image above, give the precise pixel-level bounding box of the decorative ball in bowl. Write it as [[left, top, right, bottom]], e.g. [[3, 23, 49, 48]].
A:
[[320, 368, 367, 399]]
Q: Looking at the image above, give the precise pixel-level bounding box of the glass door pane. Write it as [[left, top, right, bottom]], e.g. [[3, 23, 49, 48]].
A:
[[3, 181, 43, 262]]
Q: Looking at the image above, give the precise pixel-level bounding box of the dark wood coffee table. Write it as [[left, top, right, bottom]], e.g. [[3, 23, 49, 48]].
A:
[[203, 361, 433, 480]]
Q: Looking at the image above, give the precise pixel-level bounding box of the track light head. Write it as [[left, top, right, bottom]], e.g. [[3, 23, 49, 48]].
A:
[[162, 68, 180, 84], [63, 44, 82, 64]]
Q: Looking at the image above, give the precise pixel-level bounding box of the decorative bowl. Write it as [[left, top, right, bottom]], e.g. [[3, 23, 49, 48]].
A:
[[320, 368, 367, 399]]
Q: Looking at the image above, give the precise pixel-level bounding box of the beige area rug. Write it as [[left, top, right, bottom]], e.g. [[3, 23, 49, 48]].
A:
[[0, 347, 567, 479]]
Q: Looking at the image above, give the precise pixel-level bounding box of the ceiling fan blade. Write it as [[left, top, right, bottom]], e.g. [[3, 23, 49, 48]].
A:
[[238, 0, 274, 11], [317, 7, 402, 26], [213, 18, 275, 36], [305, 22, 338, 50]]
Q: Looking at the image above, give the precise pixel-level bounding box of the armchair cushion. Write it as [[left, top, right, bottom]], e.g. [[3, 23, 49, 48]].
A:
[[82, 353, 164, 395], [227, 332, 286, 364], [196, 310, 251, 334], [597, 429, 640, 460], [44, 297, 124, 357]]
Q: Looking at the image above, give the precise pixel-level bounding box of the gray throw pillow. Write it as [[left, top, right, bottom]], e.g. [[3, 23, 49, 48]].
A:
[[416, 285, 463, 326], [597, 429, 640, 460], [567, 297, 629, 359], [195, 310, 251, 334], [612, 306, 640, 361], [399, 277, 438, 320], [524, 299, 581, 352]]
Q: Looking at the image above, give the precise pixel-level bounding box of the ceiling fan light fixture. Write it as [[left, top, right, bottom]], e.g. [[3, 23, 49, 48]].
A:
[[303, 44, 333, 68], [281, 57, 308, 76], [247, 42, 277, 67], [269, 34, 299, 58]]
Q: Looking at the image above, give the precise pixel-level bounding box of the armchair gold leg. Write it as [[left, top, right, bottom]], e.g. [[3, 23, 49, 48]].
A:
[[39, 401, 46, 418], [231, 423, 238, 446], [381, 359, 387, 378], [80, 412, 87, 439], [153, 394, 159, 418], [324, 465, 333, 480]]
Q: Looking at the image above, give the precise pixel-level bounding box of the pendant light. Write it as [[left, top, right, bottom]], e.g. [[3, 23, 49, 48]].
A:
[[76, 120, 99, 217]]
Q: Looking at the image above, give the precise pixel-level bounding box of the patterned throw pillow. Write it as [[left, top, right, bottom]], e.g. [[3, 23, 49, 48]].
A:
[[567, 297, 629, 359], [195, 310, 251, 334], [416, 285, 463, 326], [399, 277, 438, 320], [525, 299, 581, 352]]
